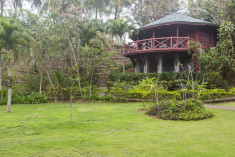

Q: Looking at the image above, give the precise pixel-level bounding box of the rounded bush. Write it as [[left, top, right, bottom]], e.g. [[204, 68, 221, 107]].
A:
[[146, 99, 214, 121]]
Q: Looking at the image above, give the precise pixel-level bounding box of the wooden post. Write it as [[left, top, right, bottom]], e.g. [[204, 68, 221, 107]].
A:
[[187, 37, 189, 48], [152, 29, 155, 49], [136, 35, 139, 50], [194, 29, 200, 72], [136, 41, 138, 50], [194, 50, 200, 73], [177, 25, 179, 37], [171, 36, 172, 48], [176, 25, 179, 48], [153, 29, 155, 38], [174, 53, 176, 68]]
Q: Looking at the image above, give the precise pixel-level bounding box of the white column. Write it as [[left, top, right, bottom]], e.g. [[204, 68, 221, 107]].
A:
[[175, 54, 180, 72], [144, 56, 148, 73], [135, 59, 140, 73], [157, 54, 163, 73]]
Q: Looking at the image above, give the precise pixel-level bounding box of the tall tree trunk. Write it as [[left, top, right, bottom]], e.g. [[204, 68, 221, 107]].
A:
[[7, 59, 11, 112], [1, 0, 3, 17], [86, 61, 88, 75], [68, 37, 83, 97], [70, 85, 73, 123], [39, 69, 42, 94], [95, 0, 98, 19], [41, 47, 54, 89], [46, 70, 54, 88], [115, 5, 118, 19], [79, 0, 85, 19], [89, 58, 94, 102]]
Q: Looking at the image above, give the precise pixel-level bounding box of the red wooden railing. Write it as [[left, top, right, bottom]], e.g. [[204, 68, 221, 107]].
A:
[[125, 37, 193, 55]]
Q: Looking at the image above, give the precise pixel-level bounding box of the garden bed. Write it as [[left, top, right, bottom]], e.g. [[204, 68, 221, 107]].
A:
[[145, 99, 214, 121]]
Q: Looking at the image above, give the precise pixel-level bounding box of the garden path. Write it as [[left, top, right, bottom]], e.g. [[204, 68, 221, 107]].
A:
[[205, 104, 235, 111]]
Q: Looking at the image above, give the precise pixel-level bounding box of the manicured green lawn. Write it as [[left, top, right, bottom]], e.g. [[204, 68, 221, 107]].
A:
[[0, 103, 235, 157], [212, 101, 235, 107]]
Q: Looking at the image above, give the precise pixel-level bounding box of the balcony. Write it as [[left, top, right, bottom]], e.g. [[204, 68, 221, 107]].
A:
[[124, 37, 193, 56]]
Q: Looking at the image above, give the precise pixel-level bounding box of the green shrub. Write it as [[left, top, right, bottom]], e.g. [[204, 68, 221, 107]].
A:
[[97, 94, 113, 102], [0, 97, 7, 105], [109, 80, 182, 101], [109, 71, 230, 89], [230, 88, 235, 95], [21, 73, 49, 93], [109, 82, 133, 101], [197, 89, 234, 100], [20, 92, 48, 104], [204, 76, 228, 89], [0, 87, 8, 98], [146, 99, 213, 121], [81, 85, 101, 101], [0, 92, 48, 105]]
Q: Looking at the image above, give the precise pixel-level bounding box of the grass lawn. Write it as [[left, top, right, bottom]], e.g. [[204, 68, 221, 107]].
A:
[[212, 101, 235, 107], [0, 103, 235, 157]]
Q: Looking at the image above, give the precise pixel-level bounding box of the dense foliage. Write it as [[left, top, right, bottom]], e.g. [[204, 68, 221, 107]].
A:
[[200, 21, 235, 78], [189, 0, 235, 25], [110, 71, 228, 89], [0, 88, 48, 105], [145, 99, 214, 121], [0, 0, 233, 107]]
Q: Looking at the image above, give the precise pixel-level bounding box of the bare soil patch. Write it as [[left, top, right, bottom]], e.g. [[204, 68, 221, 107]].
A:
[[138, 109, 159, 119]]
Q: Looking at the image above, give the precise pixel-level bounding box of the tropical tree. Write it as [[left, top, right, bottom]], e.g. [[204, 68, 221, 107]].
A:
[[0, 47, 5, 100], [94, 0, 110, 18], [112, 0, 132, 19], [107, 18, 135, 73], [200, 21, 235, 78], [31, 0, 82, 15], [188, 0, 235, 25], [131, 0, 179, 26], [82, 0, 111, 19], [0, 19, 29, 112], [77, 19, 105, 47]]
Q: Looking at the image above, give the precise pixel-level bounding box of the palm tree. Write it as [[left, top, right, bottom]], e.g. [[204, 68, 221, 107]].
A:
[[107, 18, 135, 73], [31, 0, 61, 15], [88, 0, 110, 18], [112, 0, 132, 19], [77, 19, 105, 98], [77, 19, 105, 47], [0, 19, 29, 112], [32, 0, 81, 15]]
